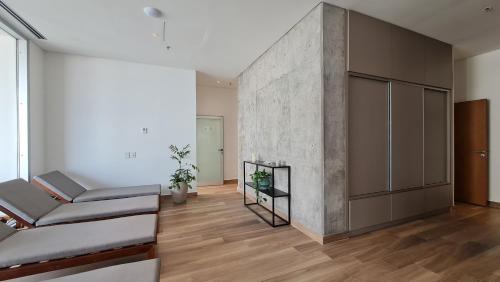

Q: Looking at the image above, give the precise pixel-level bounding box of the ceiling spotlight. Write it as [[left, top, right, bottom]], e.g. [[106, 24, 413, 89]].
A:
[[152, 33, 159, 38], [144, 7, 162, 18], [483, 6, 494, 12], [216, 80, 221, 84]]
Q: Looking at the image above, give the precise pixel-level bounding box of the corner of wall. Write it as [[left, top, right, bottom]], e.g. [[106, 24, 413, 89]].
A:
[[322, 4, 348, 236], [238, 4, 325, 236]]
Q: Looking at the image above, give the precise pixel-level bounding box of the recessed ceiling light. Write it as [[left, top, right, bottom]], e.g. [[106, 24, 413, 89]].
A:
[[144, 7, 162, 18], [152, 33, 159, 38], [483, 6, 494, 12], [216, 80, 221, 84]]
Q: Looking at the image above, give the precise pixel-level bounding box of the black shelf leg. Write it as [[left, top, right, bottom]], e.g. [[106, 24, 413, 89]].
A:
[[243, 162, 246, 205], [272, 167, 275, 227]]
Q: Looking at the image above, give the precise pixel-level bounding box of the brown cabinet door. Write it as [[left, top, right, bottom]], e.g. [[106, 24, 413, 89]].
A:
[[349, 195, 391, 230], [348, 76, 389, 196], [455, 100, 489, 206], [347, 11, 391, 78], [424, 89, 448, 185], [391, 83, 424, 190], [424, 185, 453, 212], [425, 38, 453, 89], [392, 189, 425, 220], [390, 26, 426, 84]]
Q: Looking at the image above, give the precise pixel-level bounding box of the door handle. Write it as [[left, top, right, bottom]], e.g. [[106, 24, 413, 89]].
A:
[[474, 150, 488, 158], [218, 148, 224, 153]]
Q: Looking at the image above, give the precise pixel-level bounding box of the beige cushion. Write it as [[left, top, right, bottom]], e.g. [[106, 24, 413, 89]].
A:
[[34, 171, 161, 203], [0, 214, 157, 268], [36, 195, 159, 226], [73, 185, 161, 202], [42, 259, 160, 282], [0, 222, 16, 242], [33, 171, 86, 202], [0, 179, 61, 224]]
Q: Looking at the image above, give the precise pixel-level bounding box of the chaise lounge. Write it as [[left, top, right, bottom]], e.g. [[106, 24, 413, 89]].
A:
[[43, 259, 160, 282], [33, 171, 161, 203], [0, 179, 159, 227], [0, 214, 157, 280]]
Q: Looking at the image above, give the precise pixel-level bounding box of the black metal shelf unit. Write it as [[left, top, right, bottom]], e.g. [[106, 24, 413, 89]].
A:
[[243, 161, 291, 227]]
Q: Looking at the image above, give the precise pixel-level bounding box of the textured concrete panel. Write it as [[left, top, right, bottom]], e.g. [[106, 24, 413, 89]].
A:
[[238, 5, 324, 234], [323, 4, 347, 235], [238, 3, 347, 236]]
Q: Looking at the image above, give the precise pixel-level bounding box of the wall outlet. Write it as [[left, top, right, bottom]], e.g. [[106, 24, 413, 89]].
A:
[[125, 152, 130, 159], [131, 152, 137, 158], [142, 128, 148, 134]]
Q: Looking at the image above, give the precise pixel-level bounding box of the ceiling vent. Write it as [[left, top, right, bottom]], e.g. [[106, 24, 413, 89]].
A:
[[0, 1, 46, 39]]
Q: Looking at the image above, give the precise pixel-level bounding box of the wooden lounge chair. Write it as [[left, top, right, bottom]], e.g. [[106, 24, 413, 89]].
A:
[[42, 259, 160, 282], [0, 214, 157, 280], [0, 179, 159, 228], [33, 171, 161, 203]]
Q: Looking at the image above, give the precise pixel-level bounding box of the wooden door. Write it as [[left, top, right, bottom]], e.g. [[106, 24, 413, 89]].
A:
[[455, 99, 489, 206]]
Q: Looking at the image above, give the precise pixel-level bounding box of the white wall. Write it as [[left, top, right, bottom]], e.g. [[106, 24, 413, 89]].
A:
[[0, 33, 18, 182], [44, 53, 196, 194], [29, 42, 46, 178], [196, 85, 238, 180], [455, 48, 500, 202]]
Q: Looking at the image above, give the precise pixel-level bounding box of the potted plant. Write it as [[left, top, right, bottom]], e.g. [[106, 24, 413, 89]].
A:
[[251, 170, 271, 204], [169, 144, 198, 204]]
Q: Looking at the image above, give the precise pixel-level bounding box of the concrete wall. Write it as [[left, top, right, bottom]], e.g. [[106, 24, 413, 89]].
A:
[[238, 3, 346, 236], [196, 85, 238, 180], [322, 4, 347, 235], [44, 52, 196, 194], [455, 49, 500, 202]]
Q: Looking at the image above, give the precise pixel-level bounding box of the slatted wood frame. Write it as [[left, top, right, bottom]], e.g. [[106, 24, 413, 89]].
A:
[[0, 242, 157, 280], [31, 178, 74, 203]]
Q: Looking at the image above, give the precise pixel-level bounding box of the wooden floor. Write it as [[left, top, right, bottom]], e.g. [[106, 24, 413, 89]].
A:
[[158, 184, 500, 281]]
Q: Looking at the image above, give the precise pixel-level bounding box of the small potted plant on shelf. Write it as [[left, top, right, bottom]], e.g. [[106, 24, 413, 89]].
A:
[[251, 170, 271, 204], [169, 144, 198, 204]]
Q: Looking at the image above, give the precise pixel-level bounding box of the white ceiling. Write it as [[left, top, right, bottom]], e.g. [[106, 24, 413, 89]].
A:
[[1, 0, 500, 80]]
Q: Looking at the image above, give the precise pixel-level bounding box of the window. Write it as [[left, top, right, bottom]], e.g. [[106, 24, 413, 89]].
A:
[[0, 25, 28, 182]]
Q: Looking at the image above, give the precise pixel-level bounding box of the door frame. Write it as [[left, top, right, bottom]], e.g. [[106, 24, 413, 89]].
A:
[[196, 115, 224, 186]]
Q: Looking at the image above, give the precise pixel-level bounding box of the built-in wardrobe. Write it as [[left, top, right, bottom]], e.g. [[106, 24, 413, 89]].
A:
[[347, 11, 453, 233]]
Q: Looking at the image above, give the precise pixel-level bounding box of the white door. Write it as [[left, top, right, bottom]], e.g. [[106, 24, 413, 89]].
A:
[[196, 116, 223, 186]]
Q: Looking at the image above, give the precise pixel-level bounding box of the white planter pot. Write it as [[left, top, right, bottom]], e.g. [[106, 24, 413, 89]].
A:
[[171, 182, 188, 204]]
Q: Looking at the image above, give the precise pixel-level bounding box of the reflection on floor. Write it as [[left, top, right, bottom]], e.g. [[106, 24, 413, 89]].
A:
[[159, 184, 500, 281]]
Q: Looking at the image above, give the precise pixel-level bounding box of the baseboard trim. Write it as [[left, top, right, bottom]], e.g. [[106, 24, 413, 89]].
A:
[[224, 179, 238, 184], [488, 201, 500, 209]]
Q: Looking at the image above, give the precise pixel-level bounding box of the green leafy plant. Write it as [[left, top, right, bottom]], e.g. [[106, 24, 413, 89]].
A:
[[251, 170, 271, 204], [169, 144, 198, 190]]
